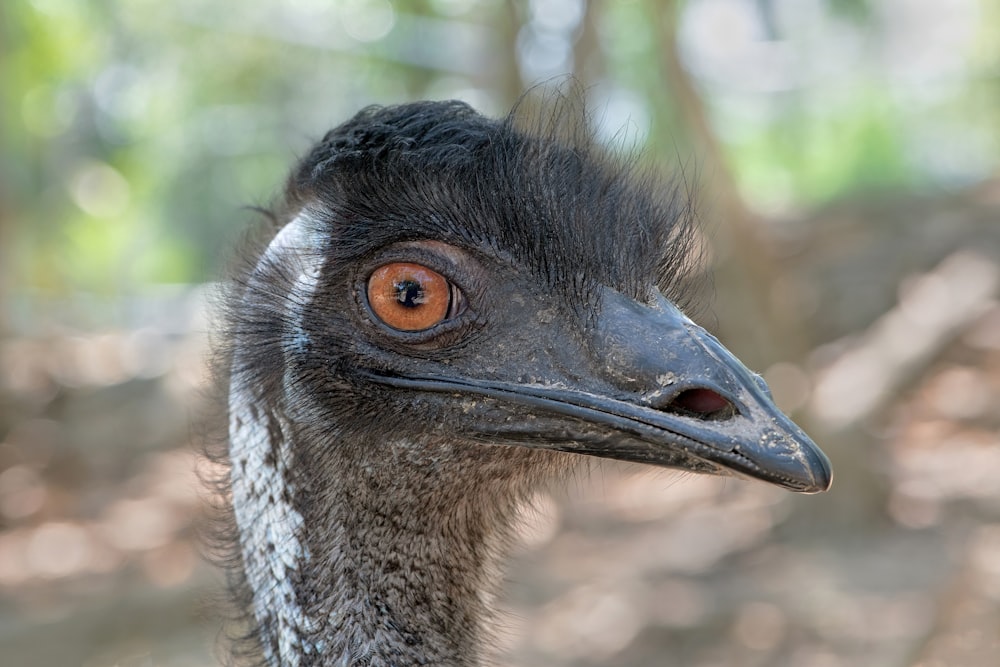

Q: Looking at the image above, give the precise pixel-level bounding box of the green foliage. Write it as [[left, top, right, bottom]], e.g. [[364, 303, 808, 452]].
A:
[[726, 87, 915, 208], [2, 0, 997, 300]]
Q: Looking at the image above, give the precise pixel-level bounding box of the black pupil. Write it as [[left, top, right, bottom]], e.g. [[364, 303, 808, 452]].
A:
[[394, 280, 424, 308]]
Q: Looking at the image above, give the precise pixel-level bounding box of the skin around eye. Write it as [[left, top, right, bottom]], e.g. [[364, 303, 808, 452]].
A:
[[367, 262, 451, 331]]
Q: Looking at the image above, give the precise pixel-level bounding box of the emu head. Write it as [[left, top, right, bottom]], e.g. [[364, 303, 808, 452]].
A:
[[223, 100, 831, 665]]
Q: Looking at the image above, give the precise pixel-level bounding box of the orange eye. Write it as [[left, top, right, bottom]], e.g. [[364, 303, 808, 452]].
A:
[[367, 263, 454, 332]]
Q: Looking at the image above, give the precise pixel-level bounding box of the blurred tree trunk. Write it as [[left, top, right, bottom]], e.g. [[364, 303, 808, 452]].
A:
[[497, 0, 528, 109], [572, 0, 603, 86], [396, 0, 440, 99], [647, 0, 889, 526], [648, 0, 807, 370]]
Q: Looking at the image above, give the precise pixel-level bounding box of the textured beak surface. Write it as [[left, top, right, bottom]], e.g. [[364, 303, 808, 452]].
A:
[[366, 288, 832, 494], [581, 288, 833, 493]]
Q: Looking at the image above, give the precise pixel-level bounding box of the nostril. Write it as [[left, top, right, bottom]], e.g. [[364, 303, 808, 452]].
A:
[[666, 388, 736, 421]]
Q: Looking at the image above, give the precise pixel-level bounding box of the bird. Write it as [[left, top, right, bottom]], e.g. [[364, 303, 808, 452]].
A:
[[216, 98, 832, 667]]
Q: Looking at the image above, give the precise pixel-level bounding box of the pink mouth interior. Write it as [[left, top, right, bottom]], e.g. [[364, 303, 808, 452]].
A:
[[669, 388, 733, 419]]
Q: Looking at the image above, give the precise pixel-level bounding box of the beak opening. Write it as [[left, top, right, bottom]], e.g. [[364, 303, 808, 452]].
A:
[[359, 287, 833, 495], [363, 368, 833, 494], [654, 387, 737, 421], [587, 288, 832, 493]]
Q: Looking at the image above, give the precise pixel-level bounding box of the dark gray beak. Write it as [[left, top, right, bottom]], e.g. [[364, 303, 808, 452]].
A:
[[366, 288, 832, 494], [581, 288, 833, 493]]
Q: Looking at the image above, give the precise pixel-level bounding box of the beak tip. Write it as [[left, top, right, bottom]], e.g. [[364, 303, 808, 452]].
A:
[[747, 429, 833, 494], [786, 439, 833, 494], [804, 448, 834, 494]]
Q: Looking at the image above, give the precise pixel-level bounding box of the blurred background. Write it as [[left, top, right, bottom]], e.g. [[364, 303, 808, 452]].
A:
[[1, 0, 999, 665]]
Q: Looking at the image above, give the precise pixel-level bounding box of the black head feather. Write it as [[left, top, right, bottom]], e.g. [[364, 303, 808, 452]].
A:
[[285, 99, 701, 311]]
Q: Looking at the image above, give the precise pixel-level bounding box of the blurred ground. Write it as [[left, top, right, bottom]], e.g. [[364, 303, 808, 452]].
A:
[[0, 183, 998, 666]]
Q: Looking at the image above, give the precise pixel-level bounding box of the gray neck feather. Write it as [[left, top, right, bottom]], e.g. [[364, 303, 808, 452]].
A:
[[228, 212, 561, 665], [229, 212, 325, 665]]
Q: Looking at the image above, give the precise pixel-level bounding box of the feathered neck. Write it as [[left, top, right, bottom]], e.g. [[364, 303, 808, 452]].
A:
[[230, 406, 563, 666], [294, 437, 559, 666], [224, 211, 566, 663]]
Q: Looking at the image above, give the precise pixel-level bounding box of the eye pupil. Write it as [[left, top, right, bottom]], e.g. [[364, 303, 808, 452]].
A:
[[395, 280, 424, 308], [367, 262, 459, 332]]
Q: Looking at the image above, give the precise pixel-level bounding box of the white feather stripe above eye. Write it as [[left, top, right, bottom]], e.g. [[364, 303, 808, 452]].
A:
[[229, 211, 327, 667]]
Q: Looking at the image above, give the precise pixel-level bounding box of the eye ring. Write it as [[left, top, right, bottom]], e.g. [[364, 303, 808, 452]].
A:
[[367, 262, 463, 332]]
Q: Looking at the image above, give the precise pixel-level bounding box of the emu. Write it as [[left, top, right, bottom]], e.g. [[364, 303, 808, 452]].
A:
[[218, 100, 832, 667]]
